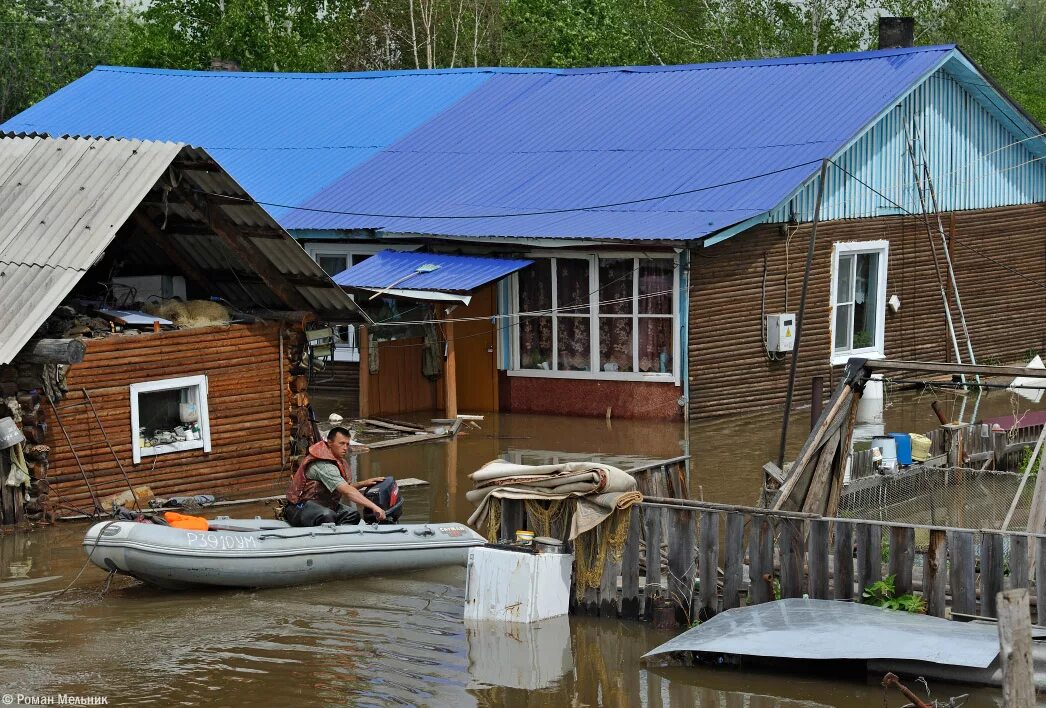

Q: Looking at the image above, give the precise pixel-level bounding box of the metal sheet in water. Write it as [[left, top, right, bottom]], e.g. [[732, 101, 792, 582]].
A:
[[643, 599, 999, 668]]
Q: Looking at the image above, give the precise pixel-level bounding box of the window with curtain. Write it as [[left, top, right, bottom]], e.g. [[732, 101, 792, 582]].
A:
[[515, 255, 676, 378]]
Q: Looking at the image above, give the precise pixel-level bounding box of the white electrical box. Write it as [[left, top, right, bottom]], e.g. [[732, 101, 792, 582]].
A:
[[766, 313, 796, 352]]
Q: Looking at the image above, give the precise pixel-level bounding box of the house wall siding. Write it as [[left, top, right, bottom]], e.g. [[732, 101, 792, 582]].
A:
[[688, 202, 1046, 419], [45, 323, 289, 509], [500, 372, 683, 420]]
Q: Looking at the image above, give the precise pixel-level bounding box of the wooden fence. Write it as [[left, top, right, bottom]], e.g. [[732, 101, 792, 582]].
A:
[[572, 497, 1046, 627]]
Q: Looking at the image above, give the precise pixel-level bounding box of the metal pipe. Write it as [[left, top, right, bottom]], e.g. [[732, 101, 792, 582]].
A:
[[81, 387, 140, 512], [47, 398, 102, 515], [777, 159, 829, 471]]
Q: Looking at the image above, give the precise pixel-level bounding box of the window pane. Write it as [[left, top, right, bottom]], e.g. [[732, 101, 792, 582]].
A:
[[519, 316, 553, 369], [638, 318, 673, 373], [853, 253, 879, 349], [557, 317, 591, 371], [318, 255, 347, 276], [518, 259, 552, 313], [556, 258, 590, 313], [639, 259, 673, 314], [138, 387, 200, 446], [598, 258, 633, 314], [834, 304, 852, 351], [836, 254, 854, 303], [599, 317, 633, 372]]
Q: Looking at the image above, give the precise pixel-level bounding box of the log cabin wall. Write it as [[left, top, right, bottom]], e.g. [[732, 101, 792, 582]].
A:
[[44, 323, 291, 513], [688, 203, 1046, 420]]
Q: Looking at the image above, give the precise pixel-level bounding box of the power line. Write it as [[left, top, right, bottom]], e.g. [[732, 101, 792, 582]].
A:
[[198, 159, 821, 220], [828, 160, 1046, 291]]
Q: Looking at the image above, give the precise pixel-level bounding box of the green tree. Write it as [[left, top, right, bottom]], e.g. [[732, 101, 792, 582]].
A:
[[0, 0, 137, 122]]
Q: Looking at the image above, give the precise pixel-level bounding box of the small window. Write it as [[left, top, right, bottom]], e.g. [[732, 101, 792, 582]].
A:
[[130, 375, 211, 463], [830, 241, 888, 365], [317, 254, 349, 277]]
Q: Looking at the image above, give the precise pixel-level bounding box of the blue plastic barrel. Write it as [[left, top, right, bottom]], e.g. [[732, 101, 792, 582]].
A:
[[888, 433, 913, 465]]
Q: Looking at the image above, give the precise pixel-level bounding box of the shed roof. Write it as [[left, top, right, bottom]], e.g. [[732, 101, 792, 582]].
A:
[[0, 136, 357, 364], [333, 249, 532, 303], [4, 46, 1042, 242]]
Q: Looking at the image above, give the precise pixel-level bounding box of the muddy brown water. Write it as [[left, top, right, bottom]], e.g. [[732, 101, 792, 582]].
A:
[[1, 389, 1040, 706]]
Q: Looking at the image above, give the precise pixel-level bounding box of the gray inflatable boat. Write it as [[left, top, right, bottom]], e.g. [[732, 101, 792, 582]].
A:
[[82, 516, 486, 590]]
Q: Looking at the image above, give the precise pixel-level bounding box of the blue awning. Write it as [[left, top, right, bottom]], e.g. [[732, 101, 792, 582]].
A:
[[333, 250, 532, 304]]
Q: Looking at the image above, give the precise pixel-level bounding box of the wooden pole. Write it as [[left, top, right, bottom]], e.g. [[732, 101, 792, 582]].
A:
[[997, 588, 1035, 707], [777, 158, 829, 471], [443, 306, 458, 419], [358, 325, 370, 418]]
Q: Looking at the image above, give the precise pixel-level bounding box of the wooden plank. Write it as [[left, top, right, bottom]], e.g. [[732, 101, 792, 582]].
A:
[[832, 520, 855, 600], [600, 547, 623, 618], [925, 529, 947, 618], [1009, 535, 1030, 591], [620, 508, 643, 620], [948, 530, 977, 616], [801, 430, 842, 517], [778, 518, 804, 599], [1038, 537, 1046, 625], [889, 526, 915, 596], [997, 588, 1035, 707], [856, 523, 882, 601], [698, 511, 719, 620], [722, 512, 745, 610], [643, 506, 663, 617], [748, 516, 774, 605], [807, 518, 830, 599], [667, 508, 696, 624], [981, 533, 1005, 617]]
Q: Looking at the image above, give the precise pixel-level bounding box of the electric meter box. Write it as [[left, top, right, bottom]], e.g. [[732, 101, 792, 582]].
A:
[[766, 313, 796, 352]]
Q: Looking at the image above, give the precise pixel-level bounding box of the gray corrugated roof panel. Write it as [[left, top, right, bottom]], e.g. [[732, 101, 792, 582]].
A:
[[0, 136, 357, 364], [643, 598, 999, 668]]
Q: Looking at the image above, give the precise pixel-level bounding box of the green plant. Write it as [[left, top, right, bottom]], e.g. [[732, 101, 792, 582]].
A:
[[1019, 444, 1043, 476], [852, 329, 873, 348], [861, 575, 926, 613]]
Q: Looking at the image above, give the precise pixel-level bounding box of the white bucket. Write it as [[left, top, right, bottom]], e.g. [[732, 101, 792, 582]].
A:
[[857, 374, 885, 425]]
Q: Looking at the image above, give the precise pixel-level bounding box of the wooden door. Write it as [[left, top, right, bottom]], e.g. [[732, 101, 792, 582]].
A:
[[454, 285, 499, 412]]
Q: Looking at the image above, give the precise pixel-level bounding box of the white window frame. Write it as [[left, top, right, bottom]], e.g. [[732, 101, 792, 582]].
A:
[[130, 375, 212, 464], [507, 251, 680, 384], [829, 240, 889, 366]]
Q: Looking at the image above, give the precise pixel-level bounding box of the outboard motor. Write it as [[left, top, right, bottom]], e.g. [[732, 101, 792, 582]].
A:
[[362, 476, 403, 524]]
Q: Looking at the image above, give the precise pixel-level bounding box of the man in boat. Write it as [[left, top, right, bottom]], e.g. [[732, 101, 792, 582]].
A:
[[284, 426, 387, 526]]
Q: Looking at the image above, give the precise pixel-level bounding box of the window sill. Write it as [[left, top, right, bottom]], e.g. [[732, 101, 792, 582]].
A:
[[507, 368, 677, 383], [830, 351, 885, 367], [138, 440, 205, 458]]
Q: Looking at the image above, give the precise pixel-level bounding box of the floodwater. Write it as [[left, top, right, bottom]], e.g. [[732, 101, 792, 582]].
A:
[[1, 387, 1041, 706]]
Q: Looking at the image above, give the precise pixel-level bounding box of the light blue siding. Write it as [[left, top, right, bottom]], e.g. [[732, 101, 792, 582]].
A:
[[767, 63, 1046, 224]]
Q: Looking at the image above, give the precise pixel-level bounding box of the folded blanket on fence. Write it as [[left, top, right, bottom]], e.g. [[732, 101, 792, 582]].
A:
[[467, 460, 642, 539]]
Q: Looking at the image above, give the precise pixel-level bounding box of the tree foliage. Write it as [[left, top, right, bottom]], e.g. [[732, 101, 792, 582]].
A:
[[2, 0, 1045, 125]]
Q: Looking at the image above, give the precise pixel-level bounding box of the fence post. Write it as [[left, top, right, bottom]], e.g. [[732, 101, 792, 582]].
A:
[[832, 521, 855, 600], [722, 513, 745, 610], [808, 519, 830, 599], [698, 511, 719, 620], [889, 526, 915, 596], [948, 530, 977, 616], [856, 523, 882, 601], [667, 508, 696, 626], [997, 588, 1035, 707], [982, 534, 1005, 617], [644, 506, 663, 618], [620, 508, 642, 620], [925, 529, 947, 618], [778, 518, 804, 599], [748, 516, 775, 604]]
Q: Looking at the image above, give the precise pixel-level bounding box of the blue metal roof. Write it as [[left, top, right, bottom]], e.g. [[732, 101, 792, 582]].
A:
[[7, 45, 1041, 241], [0, 65, 493, 218], [332, 249, 532, 293], [281, 46, 959, 239]]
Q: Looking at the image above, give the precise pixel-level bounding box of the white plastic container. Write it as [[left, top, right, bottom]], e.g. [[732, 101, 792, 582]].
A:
[[464, 547, 572, 623]]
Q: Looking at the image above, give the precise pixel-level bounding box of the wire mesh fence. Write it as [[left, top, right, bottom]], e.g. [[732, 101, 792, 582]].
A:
[[839, 465, 1031, 533]]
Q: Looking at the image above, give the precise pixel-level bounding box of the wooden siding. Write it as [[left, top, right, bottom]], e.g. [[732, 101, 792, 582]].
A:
[[689, 203, 1046, 419], [45, 323, 289, 512], [368, 337, 439, 415]]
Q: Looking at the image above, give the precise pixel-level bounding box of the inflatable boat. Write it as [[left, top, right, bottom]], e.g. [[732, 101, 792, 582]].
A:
[[82, 516, 486, 590]]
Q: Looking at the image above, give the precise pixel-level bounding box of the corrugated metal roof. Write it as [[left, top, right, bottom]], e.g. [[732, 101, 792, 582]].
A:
[[0, 136, 357, 364], [1, 66, 493, 219], [6, 46, 1042, 242], [333, 249, 532, 293], [281, 46, 960, 239]]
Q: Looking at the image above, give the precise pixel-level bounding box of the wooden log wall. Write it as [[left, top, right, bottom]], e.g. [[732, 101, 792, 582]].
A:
[[593, 497, 1046, 628], [43, 323, 293, 515], [688, 203, 1046, 419]]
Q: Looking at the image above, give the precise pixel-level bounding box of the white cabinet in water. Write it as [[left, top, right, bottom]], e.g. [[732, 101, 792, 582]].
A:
[[464, 546, 572, 623]]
